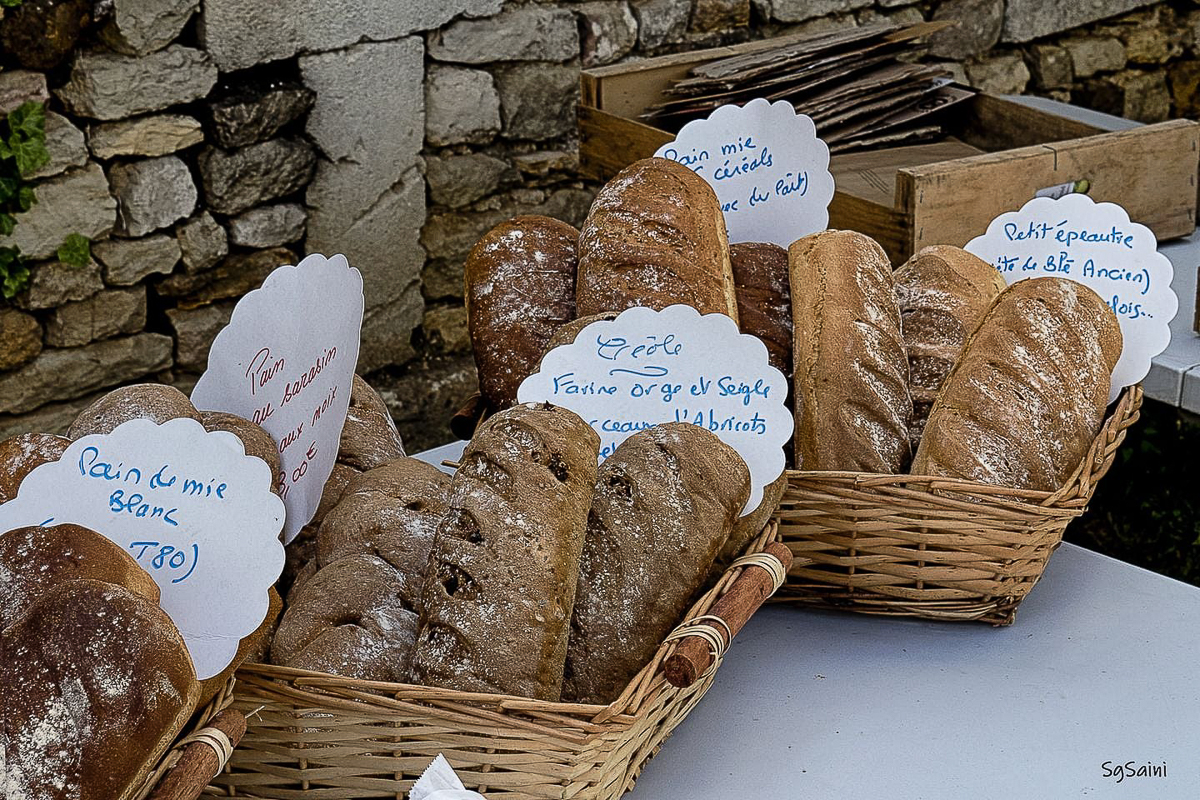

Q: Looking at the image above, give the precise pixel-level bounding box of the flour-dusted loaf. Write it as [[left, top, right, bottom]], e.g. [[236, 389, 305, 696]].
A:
[[0, 579, 199, 800], [894, 245, 1007, 447], [912, 277, 1122, 491], [730, 242, 792, 377], [789, 230, 911, 472], [67, 383, 201, 439], [338, 375, 405, 471], [466, 215, 580, 410], [577, 157, 737, 321], [410, 403, 599, 700], [0, 432, 70, 502], [564, 423, 750, 705]]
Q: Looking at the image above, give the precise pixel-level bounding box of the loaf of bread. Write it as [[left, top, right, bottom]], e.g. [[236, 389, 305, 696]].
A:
[[577, 157, 737, 321], [894, 245, 1007, 447], [410, 403, 599, 700], [912, 277, 1122, 491], [0, 432, 70, 502], [730, 242, 792, 378], [1, 578, 199, 800], [544, 311, 619, 353], [564, 423, 750, 704], [789, 230, 911, 472], [200, 410, 282, 487], [338, 375, 405, 471], [466, 215, 580, 410], [68, 383, 201, 439], [712, 472, 788, 578]]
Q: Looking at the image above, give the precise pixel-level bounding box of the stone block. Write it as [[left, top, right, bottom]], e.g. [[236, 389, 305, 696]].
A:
[[632, 0, 690, 49], [771, 0, 870, 24], [494, 63, 580, 141], [1169, 60, 1200, 119], [422, 304, 470, 355], [428, 6, 579, 64], [1027, 44, 1074, 90], [208, 83, 314, 150], [0, 70, 49, 115], [45, 286, 147, 348], [1075, 69, 1170, 122], [426, 153, 509, 209], [372, 353, 478, 452], [965, 52, 1031, 95], [0, 308, 42, 371], [0, 162, 115, 261], [92, 234, 181, 286], [1061, 37, 1126, 78], [0, 392, 102, 440], [197, 138, 316, 215], [425, 65, 501, 146], [108, 155, 197, 237], [88, 114, 204, 159], [578, 2, 638, 66], [0, 0, 91, 71], [929, 0, 1003, 60], [175, 212, 227, 273], [166, 302, 235, 372], [512, 150, 580, 179], [54, 45, 217, 120], [690, 0, 749, 32], [228, 203, 307, 247], [1001, 0, 1157, 43], [99, 0, 198, 56], [18, 259, 104, 310], [26, 112, 88, 180], [0, 333, 173, 414], [358, 286, 423, 373], [156, 247, 296, 307]]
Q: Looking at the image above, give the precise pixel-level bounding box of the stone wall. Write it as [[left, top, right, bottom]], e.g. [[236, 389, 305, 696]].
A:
[[0, 0, 1196, 450]]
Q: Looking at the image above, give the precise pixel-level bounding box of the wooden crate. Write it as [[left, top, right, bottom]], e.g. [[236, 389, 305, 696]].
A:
[[579, 40, 1200, 263]]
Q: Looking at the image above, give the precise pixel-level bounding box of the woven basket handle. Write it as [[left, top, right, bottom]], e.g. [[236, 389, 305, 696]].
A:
[[146, 709, 246, 800]]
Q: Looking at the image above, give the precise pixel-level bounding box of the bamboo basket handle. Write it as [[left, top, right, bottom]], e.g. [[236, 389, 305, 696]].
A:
[[146, 709, 246, 800]]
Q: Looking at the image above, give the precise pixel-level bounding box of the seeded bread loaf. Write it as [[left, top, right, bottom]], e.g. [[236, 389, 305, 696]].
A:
[[911, 277, 1122, 491], [730, 242, 792, 377], [789, 230, 911, 472], [577, 157, 737, 321], [410, 403, 599, 700], [466, 215, 580, 410], [564, 423, 750, 704], [0, 432, 70, 502], [894, 245, 1007, 447]]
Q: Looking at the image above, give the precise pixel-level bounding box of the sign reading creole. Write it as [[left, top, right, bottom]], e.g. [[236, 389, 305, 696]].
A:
[[0, 418, 284, 679], [517, 304, 792, 514], [965, 194, 1176, 401], [191, 252, 364, 544], [654, 97, 835, 248]]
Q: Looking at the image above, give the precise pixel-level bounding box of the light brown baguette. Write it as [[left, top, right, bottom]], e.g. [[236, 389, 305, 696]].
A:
[[911, 276, 1122, 491], [577, 157, 737, 322], [789, 229, 911, 472]]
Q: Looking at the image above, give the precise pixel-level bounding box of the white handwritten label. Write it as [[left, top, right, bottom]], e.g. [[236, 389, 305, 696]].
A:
[[654, 98, 835, 247], [192, 253, 364, 543], [517, 304, 792, 514], [965, 194, 1176, 401], [0, 418, 284, 679]]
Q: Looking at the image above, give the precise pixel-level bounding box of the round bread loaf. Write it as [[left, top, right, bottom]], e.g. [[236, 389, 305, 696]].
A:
[[200, 410, 282, 486], [338, 375, 405, 471], [577, 157, 737, 321], [68, 383, 201, 439], [0, 432, 70, 503], [911, 277, 1122, 492], [730, 241, 792, 377], [466, 215, 580, 410]]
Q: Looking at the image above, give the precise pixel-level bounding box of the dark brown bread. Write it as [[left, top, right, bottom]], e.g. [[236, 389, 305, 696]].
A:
[[338, 374, 406, 471], [564, 423, 750, 704], [544, 311, 620, 353], [0, 432, 70, 502], [0, 579, 199, 800], [730, 242, 792, 377], [466, 215, 580, 410], [67, 383, 201, 439], [577, 157, 737, 321], [894, 245, 1007, 447], [410, 403, 599, 700], [789, 230, 911, 472], [912, 277, 1122, 491], [200, 410, 282, 487]]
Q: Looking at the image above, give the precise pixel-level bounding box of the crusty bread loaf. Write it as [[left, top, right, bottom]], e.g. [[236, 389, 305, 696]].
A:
[[564, 423, 750, 704], [894, 245, 1007, 447], [912, 277, 1122, 491], [466, 215, 579, 410], [730, 242, 792, 377], [544, 311, 620, 354], [789, 230, 911, 472], [338, 375, 405, 471], [0, 432, 70, 502], [1, 579, 199, 800], [577, 157, 737, 321], [67, 383, 201, 439], [200, 410, 282, 487], [410, 403, 599, 700]]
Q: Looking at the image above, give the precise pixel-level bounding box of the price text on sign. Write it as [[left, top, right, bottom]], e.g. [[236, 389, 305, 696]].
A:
[[965, 194, 1176, 401], [518, 304, 792, 514], [192, 252, 364, 543], [0, 418, 285, 679], [655, 97, 835, 248]]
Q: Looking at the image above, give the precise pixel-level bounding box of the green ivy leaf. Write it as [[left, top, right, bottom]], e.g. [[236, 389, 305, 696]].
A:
[[16, 184, 35, 213], [0, 246, 29, 300], [6, 102, 49, 177], [0, 176, 15, 204], [57, 233, 91, 268], [0, 0, 25, 9], [0, 214, 14, 237]]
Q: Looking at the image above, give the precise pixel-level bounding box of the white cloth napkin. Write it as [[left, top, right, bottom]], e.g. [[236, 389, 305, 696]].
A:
[[410, 754, 486, 800]]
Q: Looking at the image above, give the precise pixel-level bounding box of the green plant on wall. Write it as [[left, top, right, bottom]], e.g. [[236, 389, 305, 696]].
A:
[[0, 99, 49, 298], [0, 0, 24, 7]]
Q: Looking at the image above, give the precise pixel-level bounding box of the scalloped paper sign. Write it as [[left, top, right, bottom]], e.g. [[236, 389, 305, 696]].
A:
[[517, 304, 792, 514], [654, 97, 835, 247], [0, 418, 285, 679], [192, 253, 364, 543], [965, 194, 1176, 401]]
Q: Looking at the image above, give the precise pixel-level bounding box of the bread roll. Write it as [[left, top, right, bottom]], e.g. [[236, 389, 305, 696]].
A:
[[200, 410, 282, 486], [577, 157, 737, 321], [466, 215, 579, 410], [68, 383, 201, 439], [410, 403, 599, 700], [894, 245, 1006, 446], [0, 432, 70, 502], [789, 230, 911, 472], [564, 423, 750, 704], [338, 375, 405, 471], [1, 579, 199, 800], [730, 242, 792, 377], [912, 277, 1122, 491]]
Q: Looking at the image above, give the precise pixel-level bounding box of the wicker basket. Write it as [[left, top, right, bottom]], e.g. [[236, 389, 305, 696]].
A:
[[132, 676, 238, 800], [200, 523, 782, 800], [773, 385, 1143, 625]]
